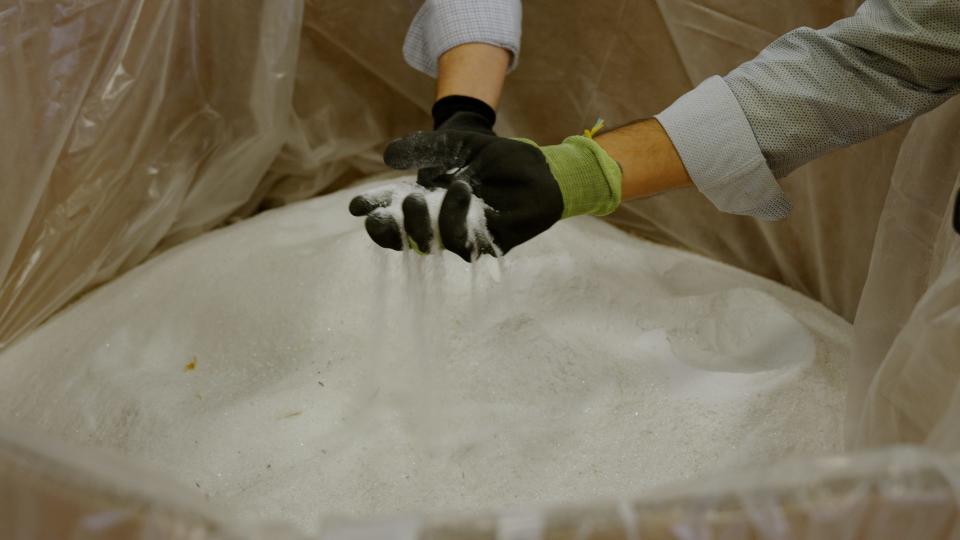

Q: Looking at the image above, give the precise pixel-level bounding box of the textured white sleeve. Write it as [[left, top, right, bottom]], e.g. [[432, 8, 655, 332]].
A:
[[725, 0, 960, 180], [725, 0, 960, 181], [655, 76, 792, 220], [403, 0, 522, 78], [657, 0, 960, 220]]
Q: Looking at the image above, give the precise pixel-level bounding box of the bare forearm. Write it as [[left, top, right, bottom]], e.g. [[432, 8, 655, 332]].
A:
[[435, 43, 510, 109], [595, 119, 692, 201]]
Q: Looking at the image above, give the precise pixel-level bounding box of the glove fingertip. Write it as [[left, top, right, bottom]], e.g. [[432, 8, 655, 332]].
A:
[[383, 132, 431, 170], [446, 179, 473, 207], [383, 138, 410, 170], [402, 193, 433, 254], [401, 192, 427, 215], [365, 213, 403, 251], [349, 196, 371, 216], [439, 180, 474, 261]]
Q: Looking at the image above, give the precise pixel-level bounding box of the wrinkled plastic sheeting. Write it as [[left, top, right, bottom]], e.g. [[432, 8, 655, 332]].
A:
[[1, 2, 959, 535], [0, 0, 430, 349], [590, 447, 960, 539], [0, 0, 300, 348], [0, 425, 305, 540], [254, 1, 429, 213], [3, 424, 959, 539], [846, 96, 960, 451], [434, 447, 960, 539]]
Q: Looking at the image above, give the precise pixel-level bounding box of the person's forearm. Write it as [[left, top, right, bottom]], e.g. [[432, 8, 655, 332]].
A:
[[435, 43, 510, 109], [595, 119, 692, 201], [724, 1, 960, 178]]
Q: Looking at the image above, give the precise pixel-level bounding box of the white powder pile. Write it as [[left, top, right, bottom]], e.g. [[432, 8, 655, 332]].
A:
[[0, 179, 850, 533]]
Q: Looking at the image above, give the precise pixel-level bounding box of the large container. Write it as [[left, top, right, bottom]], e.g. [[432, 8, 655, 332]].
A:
[[1, 1, 958, 537]]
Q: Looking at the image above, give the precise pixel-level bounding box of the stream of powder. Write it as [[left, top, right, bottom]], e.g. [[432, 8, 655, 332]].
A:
[[362, 180, 500, 260]]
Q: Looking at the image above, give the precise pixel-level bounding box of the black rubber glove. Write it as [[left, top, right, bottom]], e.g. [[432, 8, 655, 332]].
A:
[[349, 98, 621, 260], [385, 131, 565, 261], [349, 128, 563, 260], [349, 95, 511, 257], [347, 96, 498, 252], [417, 95, 497, 189], [432, 95, 496, 133]]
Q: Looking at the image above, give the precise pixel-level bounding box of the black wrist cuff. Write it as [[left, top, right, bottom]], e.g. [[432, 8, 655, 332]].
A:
[[432, 95, 497, 130]]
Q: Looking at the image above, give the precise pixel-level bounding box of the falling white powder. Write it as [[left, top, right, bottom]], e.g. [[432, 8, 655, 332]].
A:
[[0, 178, 850, 533], [360, 179, 499, 258]]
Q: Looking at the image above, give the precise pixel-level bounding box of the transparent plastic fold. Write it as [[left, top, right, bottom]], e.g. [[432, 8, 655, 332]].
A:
[[0, 425, 308, 540], [2, 0, 960, 538], [0, 0, 428, 349], [404, 447, 960, 540], [847, 96, 960, 450], [0, 0, 302, 348], [3, 427, 959, 540]]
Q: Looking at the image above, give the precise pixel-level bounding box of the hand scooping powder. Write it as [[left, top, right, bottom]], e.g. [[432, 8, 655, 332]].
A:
[[350, 180, 499, 259]]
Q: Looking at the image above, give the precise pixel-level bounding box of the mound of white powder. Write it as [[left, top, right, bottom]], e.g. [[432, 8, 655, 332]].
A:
[[0, 179, 850, 533]]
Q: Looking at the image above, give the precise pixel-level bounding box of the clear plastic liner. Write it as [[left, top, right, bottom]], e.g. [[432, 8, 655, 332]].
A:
[[847, 97, 960, 450], [0, 0, 427, 349], [0, 425, 305, 540], [0, 0, 302, 349], [2, 0, 960, 537], [3, 425, 959, 539]]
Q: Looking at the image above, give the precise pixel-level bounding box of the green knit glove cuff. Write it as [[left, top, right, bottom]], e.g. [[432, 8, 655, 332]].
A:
[[515, 136, 622, 218]]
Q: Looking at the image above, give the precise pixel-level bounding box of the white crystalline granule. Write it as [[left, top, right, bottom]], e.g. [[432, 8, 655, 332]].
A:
[[0, 178, 850, 533]]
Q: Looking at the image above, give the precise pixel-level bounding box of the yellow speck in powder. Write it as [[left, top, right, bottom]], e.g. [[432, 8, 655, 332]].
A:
[[185, 357, 197, 371]]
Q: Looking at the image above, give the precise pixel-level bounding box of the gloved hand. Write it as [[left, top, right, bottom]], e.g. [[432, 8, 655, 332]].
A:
[[348, 125, 622, 261], [347, 95, 497, 253], [415, 95, 497, 189]]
